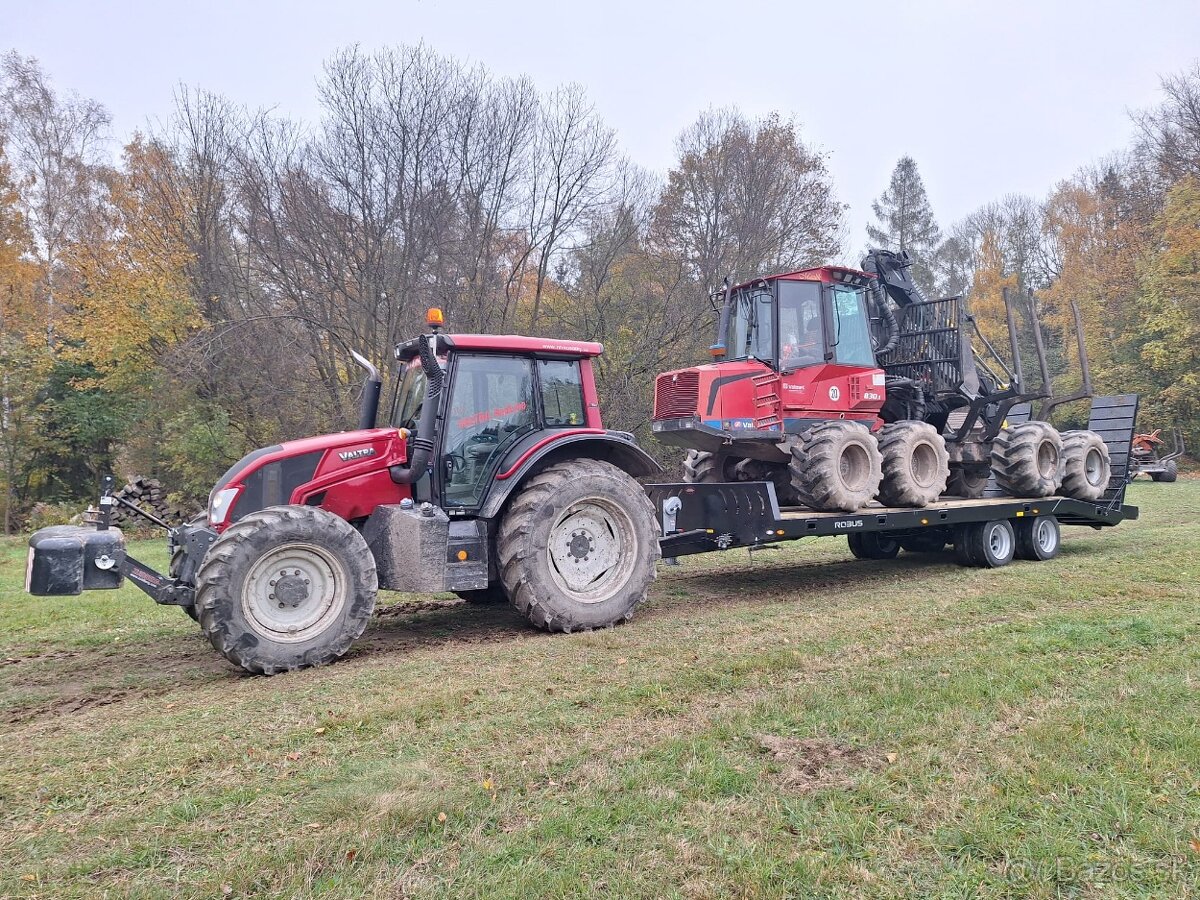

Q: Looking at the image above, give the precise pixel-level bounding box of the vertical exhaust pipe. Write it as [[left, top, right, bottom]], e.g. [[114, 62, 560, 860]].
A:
[[352, 350, 382, 431]]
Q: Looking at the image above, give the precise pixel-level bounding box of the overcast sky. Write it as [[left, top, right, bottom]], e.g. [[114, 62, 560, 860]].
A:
[[8, 0, 1200, 254]]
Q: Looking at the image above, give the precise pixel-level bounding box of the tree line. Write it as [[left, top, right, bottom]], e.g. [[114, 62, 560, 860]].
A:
[[1, 45, 1196, 529]]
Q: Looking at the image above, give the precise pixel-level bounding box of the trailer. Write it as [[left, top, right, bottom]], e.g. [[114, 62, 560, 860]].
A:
[[651, 394, 1140, 567]]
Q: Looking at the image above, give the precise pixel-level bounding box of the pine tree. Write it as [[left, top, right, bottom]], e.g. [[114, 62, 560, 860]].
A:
[[867, 156, 942, 294]]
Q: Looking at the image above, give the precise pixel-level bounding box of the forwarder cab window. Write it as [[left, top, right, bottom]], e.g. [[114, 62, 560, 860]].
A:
[[538, 359, 586, 427]]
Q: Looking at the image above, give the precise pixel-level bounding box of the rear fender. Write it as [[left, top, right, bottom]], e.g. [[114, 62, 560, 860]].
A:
[[478, 431, 662, 520]]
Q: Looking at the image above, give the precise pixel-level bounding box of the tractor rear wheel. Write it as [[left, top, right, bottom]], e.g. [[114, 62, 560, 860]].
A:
[[497, 460, 660, 633], [1060, 430, 1111, 501], [991, 422, 1063, 498], [877, 421, 950, 507], [945, 466, 990, 499], [1160, 460, 1179, 483], [789, 422, 883, 512], [196, 506, 377, 675]]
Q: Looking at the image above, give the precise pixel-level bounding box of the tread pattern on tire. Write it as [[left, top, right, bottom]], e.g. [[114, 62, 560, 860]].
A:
[[991, 421, 1063, 498], [1060, 430, 1111, 501], [196, 505, 378, 675], [496, 459, 660, 634], [683, 450, 722, 483], [877, 421, 950, 507], [945, 467, 989, 499], [789, 421, 883, 512]]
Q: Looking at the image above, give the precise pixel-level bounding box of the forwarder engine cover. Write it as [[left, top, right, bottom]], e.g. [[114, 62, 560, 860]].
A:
[[26, 525, 125, 596]]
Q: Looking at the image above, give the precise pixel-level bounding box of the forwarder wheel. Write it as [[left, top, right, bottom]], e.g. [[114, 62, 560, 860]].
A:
[[847, 532, 900, 560], [959, 519, 1015, 568], [992, 422, 1063, 498], [877, 421, 950, 507], [1015, 515, 1061, 561], [1060, 430, 1111, 501], [946, 466, 990, 499], [790, 421, 883, 512], [196, 506, 377, 675], [497, 460, 660, 633], [683, 449, 724, 483]]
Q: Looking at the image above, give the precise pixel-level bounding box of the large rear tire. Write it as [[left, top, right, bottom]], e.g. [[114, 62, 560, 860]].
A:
[[196, 506, 377, 675], [1060, 430, 1111, 501], [789, 422, 883, 512], [497, 460, 660, 633], [991, 422, 1063, 498], [877, 421, 950, 507]]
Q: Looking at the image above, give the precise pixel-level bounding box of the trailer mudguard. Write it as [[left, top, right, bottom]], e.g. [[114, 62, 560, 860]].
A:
[[477, 430, 662, 520]]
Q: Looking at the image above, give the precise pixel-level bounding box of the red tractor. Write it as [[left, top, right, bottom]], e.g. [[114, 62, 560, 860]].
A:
[[29, 310, 663, 674], [652, 250, 1112, 512]]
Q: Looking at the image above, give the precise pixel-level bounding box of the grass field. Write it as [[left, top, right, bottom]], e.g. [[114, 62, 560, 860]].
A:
[[1, 480, 1198, 898]]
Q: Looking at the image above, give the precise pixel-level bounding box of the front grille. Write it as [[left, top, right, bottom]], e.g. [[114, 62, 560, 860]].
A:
[[654, 370, 700, 419]]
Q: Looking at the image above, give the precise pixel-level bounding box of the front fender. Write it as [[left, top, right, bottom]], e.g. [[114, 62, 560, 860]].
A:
[[478, 431, 662, 520]]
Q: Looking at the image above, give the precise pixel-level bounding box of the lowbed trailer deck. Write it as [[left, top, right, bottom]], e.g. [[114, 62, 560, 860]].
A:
[[650, 394, 1140, 566]]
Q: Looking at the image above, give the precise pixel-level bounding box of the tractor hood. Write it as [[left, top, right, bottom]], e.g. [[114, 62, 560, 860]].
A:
[[207, 427, 407, 528]]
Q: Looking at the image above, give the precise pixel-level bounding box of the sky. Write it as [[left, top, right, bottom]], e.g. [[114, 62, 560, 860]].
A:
[[7, 0, 1200, 254]]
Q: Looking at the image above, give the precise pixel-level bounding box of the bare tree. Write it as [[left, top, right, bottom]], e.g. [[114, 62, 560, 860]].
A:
[[1133, 62, 1200, 183]]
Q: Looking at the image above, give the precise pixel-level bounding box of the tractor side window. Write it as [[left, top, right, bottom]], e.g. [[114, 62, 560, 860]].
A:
[[831, 286, 875, 367], [442, 354, 536, 508], [778, 281, 824, 370], [538, 360, 586, 427]]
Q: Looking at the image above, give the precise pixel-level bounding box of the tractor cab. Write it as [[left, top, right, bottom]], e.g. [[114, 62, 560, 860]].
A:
[[653, 267, 886, 458]]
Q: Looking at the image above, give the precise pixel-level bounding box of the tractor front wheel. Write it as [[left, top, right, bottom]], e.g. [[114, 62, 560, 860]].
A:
[[497, 460, 660, 632], [196, 506, 378, 675]]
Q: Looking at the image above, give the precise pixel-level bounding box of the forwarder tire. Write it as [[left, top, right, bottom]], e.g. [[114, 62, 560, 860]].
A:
[[992, 422, 1063, 498], [847, 532, 900, 560], [1060, 430, 1111, 501], [196, 506, 377, 675], [1015, 515, 1061, 561], [877, 421, 950, 507], [683, 449, 723, 483], [945, 466, 990, 499], [497, 460, 660, 633], [790, 421, 883, 512]]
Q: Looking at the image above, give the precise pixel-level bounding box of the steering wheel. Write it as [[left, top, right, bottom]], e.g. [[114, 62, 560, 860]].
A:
[[446, 452, 467, 473]]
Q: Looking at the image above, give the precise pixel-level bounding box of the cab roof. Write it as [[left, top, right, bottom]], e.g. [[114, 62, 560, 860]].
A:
[[733, 265, 872, 291], [396, 333, 604, 362]]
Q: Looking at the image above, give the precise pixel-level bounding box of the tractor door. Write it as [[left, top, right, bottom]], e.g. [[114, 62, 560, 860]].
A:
[[439, 354, 538, 509]]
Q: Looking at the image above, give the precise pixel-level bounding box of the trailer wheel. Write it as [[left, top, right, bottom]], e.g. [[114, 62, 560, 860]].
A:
[[963, 519, 1016, 568], [1015, 515, 1060, 561], [992, 422, 1063, 498], [953, 524, 979, 566], [899, 532, 948, 553], [196, 506, 377, 675], [847, 532, 900, 560], [1060, 430, 1110, 501], [946, 466, 989, 499], [497, 459, 660, 633], [790, 422, 882, 512], [877, 421, 950, 507]]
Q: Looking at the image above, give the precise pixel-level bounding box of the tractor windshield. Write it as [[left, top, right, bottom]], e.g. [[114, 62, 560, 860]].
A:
[[830, 285, 875, 367]]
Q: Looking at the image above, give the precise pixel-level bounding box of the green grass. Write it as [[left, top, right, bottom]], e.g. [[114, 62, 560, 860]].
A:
[[1, 480, 1198, 898]]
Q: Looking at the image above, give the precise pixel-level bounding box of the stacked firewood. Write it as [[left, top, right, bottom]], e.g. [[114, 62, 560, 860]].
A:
[[106, 477, 191, 527]]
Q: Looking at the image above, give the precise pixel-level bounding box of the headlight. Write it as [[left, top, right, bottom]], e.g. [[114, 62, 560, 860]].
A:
[[208, 487, 240, 527]]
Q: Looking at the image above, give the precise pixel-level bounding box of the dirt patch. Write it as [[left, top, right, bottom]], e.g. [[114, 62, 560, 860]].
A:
[[757, 734, 889, 793]]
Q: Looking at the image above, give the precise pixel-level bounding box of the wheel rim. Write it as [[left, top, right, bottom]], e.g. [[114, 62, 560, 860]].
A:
[[1034, 518, 1057, 554], [839, 443, 871, 491], [910, 441, 939, 488], [1084, 448, 1104, 486], [547, 496, 638, 603], [988, 523, 1013, 559], [1036, 441, 1058, 479], [241, 542, 348, 643]]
